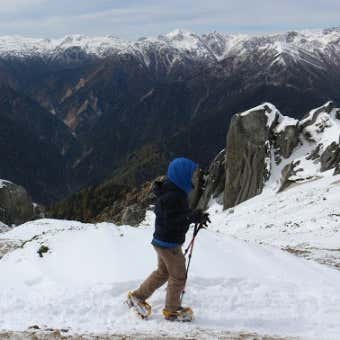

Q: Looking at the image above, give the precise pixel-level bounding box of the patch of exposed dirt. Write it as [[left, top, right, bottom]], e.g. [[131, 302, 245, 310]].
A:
[[0, 328, 298, 340], [0, 239, 20, 260], [282, 245, 340, 270], [283, 246, 312, 257]]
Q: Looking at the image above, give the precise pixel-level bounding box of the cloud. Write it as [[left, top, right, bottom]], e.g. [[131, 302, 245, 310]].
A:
[[0, 0, 47, 13], [0, 0, 339, 38]]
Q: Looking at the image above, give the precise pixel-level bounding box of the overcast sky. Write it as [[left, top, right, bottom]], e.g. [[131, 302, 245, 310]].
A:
[[1, 0, 340, 39]]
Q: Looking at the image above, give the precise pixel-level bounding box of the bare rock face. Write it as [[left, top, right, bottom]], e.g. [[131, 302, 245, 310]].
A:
[[273, 125, 299, 160], [306, 144, 323, 161], [0, 180, 33, 225], [188, 168, 205, 209], [278, 161, 304, 192], [320, 141, 340, 172], [224, 104, 278, 209], [334, 163, 340, 175], [196, 149, 225, 210], [336, 110, 340, 120]]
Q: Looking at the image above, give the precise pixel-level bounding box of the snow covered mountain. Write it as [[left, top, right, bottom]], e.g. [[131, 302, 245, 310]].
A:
[[1, 27, 340, 66]]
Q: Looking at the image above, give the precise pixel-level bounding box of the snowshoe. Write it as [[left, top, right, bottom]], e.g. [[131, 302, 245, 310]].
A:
[[126, 291, 152, 319], [163, 307, 194, 322]]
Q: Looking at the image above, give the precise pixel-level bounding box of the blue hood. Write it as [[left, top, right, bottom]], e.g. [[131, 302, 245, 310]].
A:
[[167, 157, 198, 194]]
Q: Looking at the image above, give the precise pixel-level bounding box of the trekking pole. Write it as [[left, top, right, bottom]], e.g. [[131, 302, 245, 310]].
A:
[[184, 223, 204, 255], [181, 223, 204, 303]]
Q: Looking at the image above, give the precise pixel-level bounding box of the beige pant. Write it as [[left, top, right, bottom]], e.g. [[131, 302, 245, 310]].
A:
[[133, 245, 186, 312]]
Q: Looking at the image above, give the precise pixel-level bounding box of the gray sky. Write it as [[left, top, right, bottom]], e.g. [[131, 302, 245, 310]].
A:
[[1, 0, 340, 39]]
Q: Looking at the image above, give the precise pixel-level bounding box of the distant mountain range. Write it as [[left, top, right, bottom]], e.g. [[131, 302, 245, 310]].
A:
[[1, 27, 340, 63], [1, 27, 340, 203]]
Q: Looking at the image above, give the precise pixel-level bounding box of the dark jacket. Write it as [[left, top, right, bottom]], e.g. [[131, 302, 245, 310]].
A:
[[152, 180, 192, 245]]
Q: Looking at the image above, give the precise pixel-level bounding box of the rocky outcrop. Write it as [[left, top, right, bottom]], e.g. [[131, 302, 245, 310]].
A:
[[320, 141, 340, 172], [188, 168, 205, 209], [277, 102, 340, 191], [336, 110, 340, 120], [306, 144, 322, 161], [278, 161, 305, 192], [222, 100, 340, 208], [196, 150, 225, 210], [224, 104, 279, 209], [0, 180, 34, 225], [334, 163, 340, 175], [273, 124, 299, 161]]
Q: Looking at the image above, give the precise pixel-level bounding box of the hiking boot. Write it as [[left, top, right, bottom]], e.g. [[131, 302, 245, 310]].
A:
[[126, 291, 152, 319], [163, 306, 193, 322]]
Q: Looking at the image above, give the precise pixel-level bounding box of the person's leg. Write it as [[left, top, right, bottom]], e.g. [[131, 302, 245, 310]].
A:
[[133, 246, 169, 300], [159, 246, 186, 312]]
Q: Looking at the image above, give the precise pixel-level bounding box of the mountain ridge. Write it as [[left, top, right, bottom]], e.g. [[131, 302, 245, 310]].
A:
[[1, 26, 340, 64]]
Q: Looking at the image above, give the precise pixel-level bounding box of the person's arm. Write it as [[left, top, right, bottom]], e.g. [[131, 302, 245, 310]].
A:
[[161, 192, 208, 226]]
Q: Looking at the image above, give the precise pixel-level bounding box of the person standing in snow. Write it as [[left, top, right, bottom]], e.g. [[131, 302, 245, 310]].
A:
[[127, 157, 210, 321]]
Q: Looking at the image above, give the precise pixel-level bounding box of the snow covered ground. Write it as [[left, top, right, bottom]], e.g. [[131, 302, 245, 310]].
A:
[[209, 170, 340, 270], [1, 202, 340, 339]]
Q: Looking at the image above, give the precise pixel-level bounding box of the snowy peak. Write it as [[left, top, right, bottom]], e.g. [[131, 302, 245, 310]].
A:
[[1, 26, 340, 64], [54, 34, 131, 55], [0, 34, 131, 58], [0, 179, 12, 189], [240, 102, 283, 129], [165, 28, 196, 41], [163, 29, 207, 55]]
